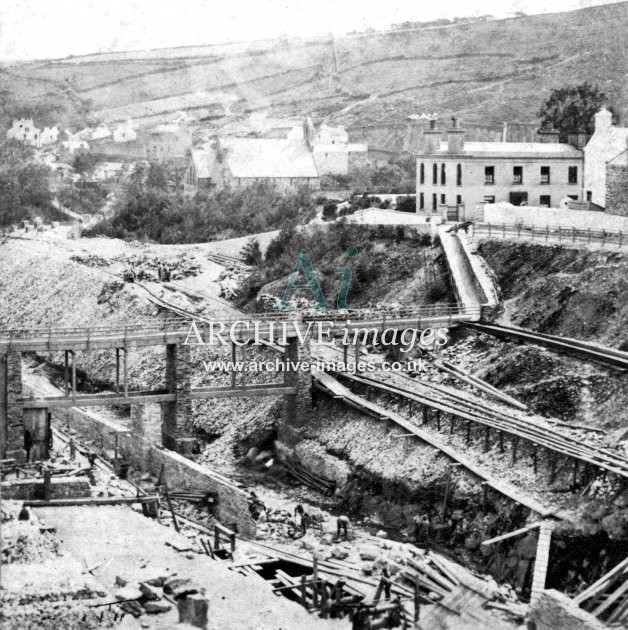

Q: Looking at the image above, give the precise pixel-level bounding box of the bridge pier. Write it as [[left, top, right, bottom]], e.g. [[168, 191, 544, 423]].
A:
[[161, 344, 195, 455], [1, 352, 26, 461], [279, 336, 312, 447]]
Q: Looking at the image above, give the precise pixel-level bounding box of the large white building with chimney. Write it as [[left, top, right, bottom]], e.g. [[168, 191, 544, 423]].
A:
[[414, 118, 584, 218]]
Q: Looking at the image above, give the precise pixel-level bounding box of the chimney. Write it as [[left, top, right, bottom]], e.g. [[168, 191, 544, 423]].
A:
[[422, 119, 442, 154], [537, 128, 560, 143], [447, 117, 465, 153], [567, 130, 587, 150], [594, 107, 612, 131]]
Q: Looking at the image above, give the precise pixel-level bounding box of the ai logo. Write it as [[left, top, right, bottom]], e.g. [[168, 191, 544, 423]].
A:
[[275, 246, 358, 311]]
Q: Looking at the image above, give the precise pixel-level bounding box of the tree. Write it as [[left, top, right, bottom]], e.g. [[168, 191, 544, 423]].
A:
[[322, 201, 337, 221], [72, 152, 100, 175], [538, 83, 618, 141], [0, 139, 56, 226], [241, 238, 263, 266]]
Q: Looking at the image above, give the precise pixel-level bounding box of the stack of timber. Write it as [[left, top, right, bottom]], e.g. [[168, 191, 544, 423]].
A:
[[574, 557, 628, 625]]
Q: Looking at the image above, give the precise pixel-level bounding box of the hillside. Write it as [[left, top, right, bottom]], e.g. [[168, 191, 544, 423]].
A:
[[1, 2, 626, 136]]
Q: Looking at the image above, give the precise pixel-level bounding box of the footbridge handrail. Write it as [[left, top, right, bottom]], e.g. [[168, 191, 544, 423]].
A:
[[0, 303, 480, 342]]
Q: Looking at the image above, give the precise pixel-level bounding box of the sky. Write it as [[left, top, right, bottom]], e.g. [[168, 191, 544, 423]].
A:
[[0, 0, 625, 61]]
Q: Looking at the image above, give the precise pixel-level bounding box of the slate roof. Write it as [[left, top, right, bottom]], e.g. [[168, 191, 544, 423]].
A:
[[417, 141, 583, 159], [221, 138, 319, 178]]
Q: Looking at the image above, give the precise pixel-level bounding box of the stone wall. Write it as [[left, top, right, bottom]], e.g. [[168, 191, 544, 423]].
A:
[[3, 352, 26, 461], [606, 163, 628, 217], [1, 476, 91, 500], [161, 344, 194, 454], [53, 405, 256, 537], [279, 336, 312, 446], [528, 590, 606, 630]]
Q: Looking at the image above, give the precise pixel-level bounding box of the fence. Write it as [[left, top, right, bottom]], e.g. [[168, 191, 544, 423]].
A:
[[472, 222, 625, 249]]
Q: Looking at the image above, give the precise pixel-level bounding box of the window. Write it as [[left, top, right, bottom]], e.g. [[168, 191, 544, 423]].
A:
[[419, 192, 424, 209], [432, 164, 438, 185], [484, 166, 495, 184], [540, 166, 550, 184], [567, 195, 578, 200], [440, 194, 446, 204], [513, 166, 523, 184], [456, 195, 462, 205], [419, 163, 425, 185], [441, 164, 446, 185], [432, 193, 437, 211], [568, 166, 578, 184], [484, 196, 495, 203], [539, 195, 551, 207], [456, 163, 462, 186], [510, 192, 528, 206], [586, 191, 592, 201]]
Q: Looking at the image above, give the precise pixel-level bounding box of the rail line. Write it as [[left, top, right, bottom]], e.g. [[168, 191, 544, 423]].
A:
[[313, 344, 628, 480], [463, 322, 628, 371]]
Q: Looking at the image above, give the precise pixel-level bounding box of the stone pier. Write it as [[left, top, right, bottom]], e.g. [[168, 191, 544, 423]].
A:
[[161, 344, 195, 454], [1, 352, 26, 461], [279, 336, 313, 447]]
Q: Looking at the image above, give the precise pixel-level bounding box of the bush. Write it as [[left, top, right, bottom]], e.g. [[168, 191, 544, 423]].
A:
[[396, 196, 416, 213], [322, 201, 338, 221], [241, 238, 263, 266], [0, 139, 59, 227], [85, 179, 316, 243]]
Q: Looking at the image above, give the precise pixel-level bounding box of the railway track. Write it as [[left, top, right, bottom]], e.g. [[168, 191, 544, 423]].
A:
[[464, 322, 628, 371], [206, 252, 247, 267], [313, 344, 628, 480]]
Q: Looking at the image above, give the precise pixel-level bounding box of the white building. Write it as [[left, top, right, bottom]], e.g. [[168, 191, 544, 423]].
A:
[[113, 120, 137, 143], [305, 118, 368, 175], [40, 126, 59, 146], [61, 140, 90, 155], [583, 108, 628, 209], [186, 136, 320, 192], [6, 118, 41, 147], [414, 119, 583, 219], [91, 123, 112, 140]]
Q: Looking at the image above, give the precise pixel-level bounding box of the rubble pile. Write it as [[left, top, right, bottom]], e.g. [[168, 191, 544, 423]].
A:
[[113, 251, 201, 282], [70, 253, 110, 268], [218, 265, 249, 299], [1, 501, 60, 565]]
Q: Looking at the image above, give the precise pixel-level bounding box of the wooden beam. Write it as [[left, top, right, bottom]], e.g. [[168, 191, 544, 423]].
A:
[[24, 495, 159, 508], [530, 522, 554, 602], [23, 391, 175, 408], [481, 521, 544, 546], [190, 384, 296, 399], [574, 557, 628, 605], [592, 576, 628, 617]]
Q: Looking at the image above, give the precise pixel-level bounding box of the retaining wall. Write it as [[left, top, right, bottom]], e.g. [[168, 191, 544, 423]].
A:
[[1, 476, 91, 500], [484, 204, 628, 231], [53, 405, 256, 537]]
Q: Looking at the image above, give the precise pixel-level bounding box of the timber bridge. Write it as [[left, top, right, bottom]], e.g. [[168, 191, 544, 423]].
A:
[[2, 301, 628, 501], [0, 304, 479, 459]]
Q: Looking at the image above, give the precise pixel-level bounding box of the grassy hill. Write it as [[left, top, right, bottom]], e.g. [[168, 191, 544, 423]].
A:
[[1, 2, 626, 133]]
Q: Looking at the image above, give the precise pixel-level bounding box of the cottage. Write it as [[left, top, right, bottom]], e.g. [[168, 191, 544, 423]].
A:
[[583, 108, 628, 210], [144, 124, 192, 162], [91, 123, 112, 140], [6, 118, 41, 147], [40, 126, 59, 146], [414, 118, 583, 219], [186, 136, 320, 192], [306, 118, 368, 175], [113, 120, 137, 143]]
